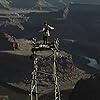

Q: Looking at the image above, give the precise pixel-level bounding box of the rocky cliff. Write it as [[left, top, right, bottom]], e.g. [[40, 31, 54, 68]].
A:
[[69, 73, 100, 100]]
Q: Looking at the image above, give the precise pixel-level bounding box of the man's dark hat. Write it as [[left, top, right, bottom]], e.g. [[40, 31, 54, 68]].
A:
[[44, 20, 47, 24]]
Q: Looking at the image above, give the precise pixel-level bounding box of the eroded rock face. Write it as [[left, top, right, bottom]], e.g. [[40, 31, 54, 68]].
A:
[[0, 33, 13, 50], [69, 73, 100, 100]]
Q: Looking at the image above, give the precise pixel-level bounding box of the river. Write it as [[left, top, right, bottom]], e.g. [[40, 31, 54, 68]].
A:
[[85, 57, 100, 70]]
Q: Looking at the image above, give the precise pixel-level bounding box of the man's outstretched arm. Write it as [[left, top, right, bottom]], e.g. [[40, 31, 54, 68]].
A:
[[48, 25, 54, 30]]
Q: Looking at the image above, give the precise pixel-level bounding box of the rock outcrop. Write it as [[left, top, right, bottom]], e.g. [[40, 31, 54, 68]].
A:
[[0, 33, 13, 50], [69, 73, 100, 100]]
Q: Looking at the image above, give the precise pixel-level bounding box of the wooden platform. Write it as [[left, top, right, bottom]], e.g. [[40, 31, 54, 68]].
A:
[[31, 43, 54, 52], [31, 43, 55, 56]]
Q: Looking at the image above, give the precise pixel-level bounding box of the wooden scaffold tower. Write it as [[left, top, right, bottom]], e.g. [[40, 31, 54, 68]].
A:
[[30, 38, 61, 100]]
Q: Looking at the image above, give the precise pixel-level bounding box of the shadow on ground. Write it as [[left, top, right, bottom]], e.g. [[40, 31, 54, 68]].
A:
[[0, 52, 32, 82]]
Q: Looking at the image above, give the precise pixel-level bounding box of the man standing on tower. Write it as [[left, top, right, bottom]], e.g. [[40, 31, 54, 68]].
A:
[[40, 21, 54, 45]]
